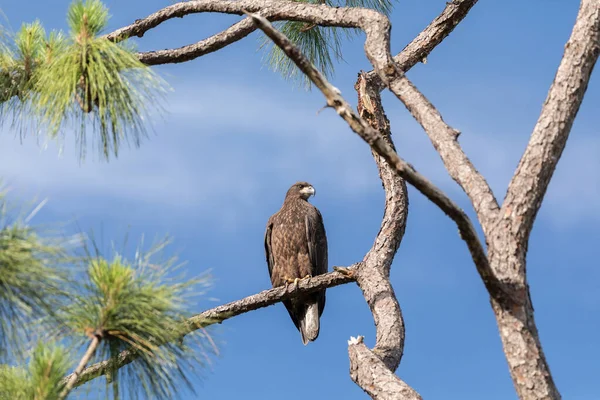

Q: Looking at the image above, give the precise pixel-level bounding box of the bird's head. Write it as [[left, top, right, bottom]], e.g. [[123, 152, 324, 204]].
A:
[[286, 181, 316, 201]]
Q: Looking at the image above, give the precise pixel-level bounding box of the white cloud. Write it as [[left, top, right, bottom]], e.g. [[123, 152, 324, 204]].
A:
[[0, 80, 379, 228], [1, 79, 597, 230]]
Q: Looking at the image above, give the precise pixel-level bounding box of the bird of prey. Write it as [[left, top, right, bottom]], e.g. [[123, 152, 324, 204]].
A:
[[264, 182, 328, 345]]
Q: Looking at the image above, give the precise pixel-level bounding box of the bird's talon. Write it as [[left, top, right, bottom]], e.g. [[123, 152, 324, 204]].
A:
[[284, 277, 295, 285]]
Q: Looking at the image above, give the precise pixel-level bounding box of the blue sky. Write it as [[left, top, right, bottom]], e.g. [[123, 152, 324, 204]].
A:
[[1, 0, 599, 399]]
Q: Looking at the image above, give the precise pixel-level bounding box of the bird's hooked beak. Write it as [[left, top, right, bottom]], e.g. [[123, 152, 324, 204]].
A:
[[300, 185, 316, 199]]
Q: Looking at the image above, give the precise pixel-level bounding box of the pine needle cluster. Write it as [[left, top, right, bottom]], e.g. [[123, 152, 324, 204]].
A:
[[60, 244, 212, 399], [0, 0, 168, 160], [0, 191, 75, 363], [0, 189, 215, 399], [0, 342, 71, 400], [260, 0, 395, 88]]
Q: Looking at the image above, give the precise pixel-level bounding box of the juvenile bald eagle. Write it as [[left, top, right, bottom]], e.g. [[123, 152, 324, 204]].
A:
[[264, 182, 328, 345]]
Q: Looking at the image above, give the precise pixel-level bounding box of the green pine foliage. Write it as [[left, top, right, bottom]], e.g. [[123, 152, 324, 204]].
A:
[[1, 188, 215, 398], [0, 342, 71, 400], [59, 238, 213, 399], [260, 0, 395, 88], [0, 0, 168, 160], [0, 192, 75, 363]]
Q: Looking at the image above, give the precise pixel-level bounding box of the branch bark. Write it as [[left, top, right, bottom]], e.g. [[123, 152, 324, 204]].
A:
[[388, 76, 500, 235], [353, 72, 407, 372], [348, 337, 422, 400], [65, 267, 357, 388], [136, 18, 257, 65], [502, 0, 600, 244], [59, 336, 101, 399], [365, 0, 479, 90]]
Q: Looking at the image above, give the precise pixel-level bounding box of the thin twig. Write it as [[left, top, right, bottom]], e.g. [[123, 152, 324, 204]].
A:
[[136, 18, 257, 65], [59, 335, 101, 399]]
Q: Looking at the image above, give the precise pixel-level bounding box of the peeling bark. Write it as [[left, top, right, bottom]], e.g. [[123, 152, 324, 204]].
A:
[[349, 337, 422, 400], [354, 71, 407, 371]]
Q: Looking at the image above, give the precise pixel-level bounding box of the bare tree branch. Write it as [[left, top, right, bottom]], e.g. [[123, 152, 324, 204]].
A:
[[353, 75, 408, 372], [388, 76, 500, 233], [103, 0, 399, 81], [105, 0, 363, 42], [348, 336, 422, 400], [116, 0, 477, 73], [136, 18, 257, 65], [366, 0, 479, 90], [502, 0, 600, 243], [66, 267, 357, 388]]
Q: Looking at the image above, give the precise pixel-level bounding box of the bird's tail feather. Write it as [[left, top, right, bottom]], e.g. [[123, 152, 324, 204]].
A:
[[299, 302, 320, 345]]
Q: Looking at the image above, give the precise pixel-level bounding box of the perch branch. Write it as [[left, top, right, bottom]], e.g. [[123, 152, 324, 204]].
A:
[[66, 267, 357, 388]]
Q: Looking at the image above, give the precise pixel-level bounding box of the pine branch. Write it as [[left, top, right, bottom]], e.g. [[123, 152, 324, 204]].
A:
[[59, 335, 101, 400], [64, 266, 357, 388]]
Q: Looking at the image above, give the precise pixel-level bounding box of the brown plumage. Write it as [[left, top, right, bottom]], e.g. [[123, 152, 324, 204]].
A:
[[264, 182, 328, 345]]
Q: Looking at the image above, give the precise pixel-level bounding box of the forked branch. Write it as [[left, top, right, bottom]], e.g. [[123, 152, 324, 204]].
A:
[[502, 0, 600, 243], [366, 0, 479, 89]]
